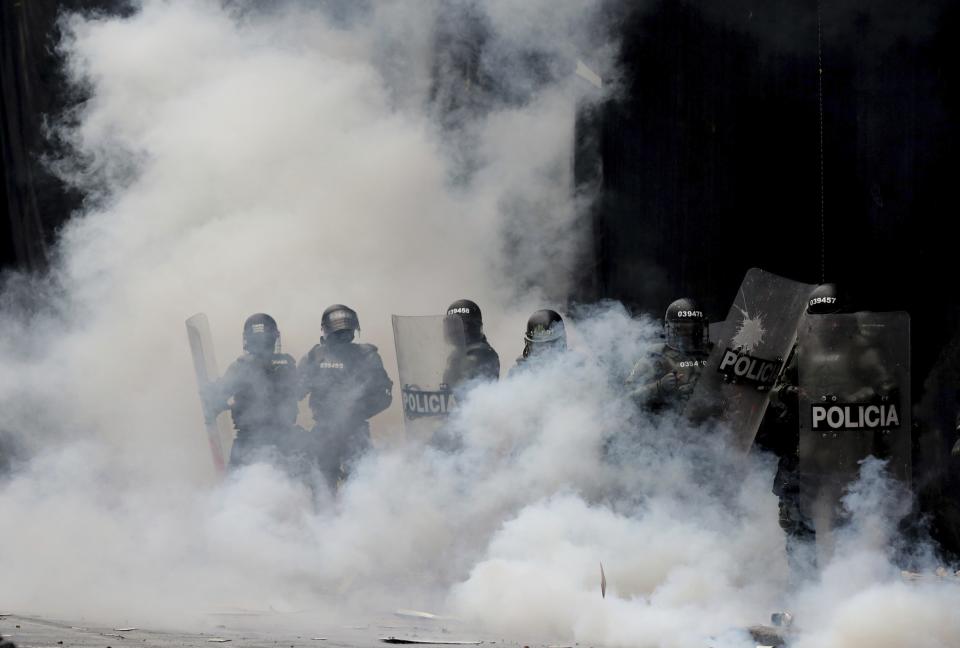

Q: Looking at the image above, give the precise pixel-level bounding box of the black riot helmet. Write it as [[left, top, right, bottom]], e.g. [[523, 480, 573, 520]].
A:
[[806, 283, 841, 315], [243, 313, 280, 356], [522, 309, 566, 358], [444, 298, 484, 346], [321, 304, 360, 344], [664, 298, 707, 353]]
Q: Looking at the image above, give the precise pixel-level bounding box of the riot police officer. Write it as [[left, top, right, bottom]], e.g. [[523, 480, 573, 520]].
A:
[[510, 309, 567, 374], [758, 283, 842, 584], [203, 313, 300, 468], [768, 283, 843, 409], [442, 299, 500, 390], [626, 298, 711, 411], [299, 304, 392, 489]]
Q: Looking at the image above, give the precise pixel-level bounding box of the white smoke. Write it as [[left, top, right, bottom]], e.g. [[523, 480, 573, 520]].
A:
[[2, 0, 599, 470], [0, 2, 957, 647]]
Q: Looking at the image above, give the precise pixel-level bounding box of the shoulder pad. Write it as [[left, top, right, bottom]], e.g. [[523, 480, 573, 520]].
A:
[[355, 343, 379, 355]]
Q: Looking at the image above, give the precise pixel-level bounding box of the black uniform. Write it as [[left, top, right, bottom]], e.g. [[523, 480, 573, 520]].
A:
[[441, 299, 500, 390], [757, 346, 816, 582], [443, 343, 499, 388], [756, 284, 841, 584], [626, 344, 710, 412], [300, 304, 392, 488], [204, 314, 299, 468], [627, 298, 710, 412], [914, 324, 960, 561]]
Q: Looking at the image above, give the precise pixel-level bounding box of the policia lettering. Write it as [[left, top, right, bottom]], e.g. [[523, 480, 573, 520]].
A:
[[718, 348, 781, 387], [811, 402, 901, 431], [402, 385, 457, 418]]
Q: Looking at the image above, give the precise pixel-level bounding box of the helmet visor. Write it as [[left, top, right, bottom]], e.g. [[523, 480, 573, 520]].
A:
[[666, 322, 704, 352], [443, 315, 466, 347], [323, 309, 359, 334], [245, 330, 279, 355]]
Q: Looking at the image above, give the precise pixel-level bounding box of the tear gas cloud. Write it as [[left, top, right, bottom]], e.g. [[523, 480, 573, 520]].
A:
[[0, 2, 956, 647]]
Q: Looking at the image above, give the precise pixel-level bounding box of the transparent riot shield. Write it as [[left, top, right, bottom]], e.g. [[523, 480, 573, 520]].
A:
[[708, 320, 729, 346], [798, 311, 911, 485], [685, 268, 814, 451], [185, 313, 231, 476], [392, 314, 458, 443]]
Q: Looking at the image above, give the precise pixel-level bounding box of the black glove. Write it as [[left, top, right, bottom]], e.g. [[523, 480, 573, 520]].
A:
[[658, 372, 679, 395]]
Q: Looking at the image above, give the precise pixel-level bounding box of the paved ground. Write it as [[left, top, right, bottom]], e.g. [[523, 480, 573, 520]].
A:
[[0, 612, 552, 648]]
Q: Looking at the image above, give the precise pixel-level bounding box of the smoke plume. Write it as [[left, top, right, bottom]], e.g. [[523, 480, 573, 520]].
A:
[[1, 2, 957, 648]]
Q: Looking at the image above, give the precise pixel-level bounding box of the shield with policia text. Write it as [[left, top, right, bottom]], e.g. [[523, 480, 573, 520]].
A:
[[392, 314, 459, 443], [685, 268, 814, 451], [708, 320, 729, 346], [798, 311, 911, 485]]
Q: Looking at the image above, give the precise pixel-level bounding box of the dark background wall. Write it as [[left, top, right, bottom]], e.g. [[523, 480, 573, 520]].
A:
[[3, 0, 959, 392], [580, 0, 960, 401], [2, 0, 58, 272], [2, 0, 131, 270]]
